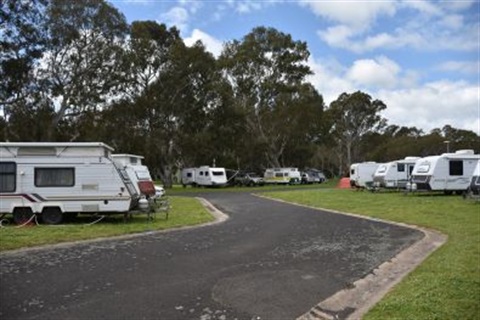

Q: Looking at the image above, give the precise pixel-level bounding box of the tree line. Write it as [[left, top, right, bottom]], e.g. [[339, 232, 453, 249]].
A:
[[1, 0, 478, 186]]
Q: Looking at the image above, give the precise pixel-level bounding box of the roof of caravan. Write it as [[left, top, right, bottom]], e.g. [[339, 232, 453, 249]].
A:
[[0, 142, 114, 151], [112, 154, 145, 159]]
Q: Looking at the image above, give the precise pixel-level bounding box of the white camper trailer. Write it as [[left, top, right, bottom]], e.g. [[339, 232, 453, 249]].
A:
[[0, 142, 147, 225], [181, 168, 196, 187], [465, 160, 480, 199], [264, 168, 301, 185], [181, 166, 227, 187], [112, 154, 156, 198], [350, 162, 380, 188], [407, 150, 480, 194], [373, 157, 420, 189]]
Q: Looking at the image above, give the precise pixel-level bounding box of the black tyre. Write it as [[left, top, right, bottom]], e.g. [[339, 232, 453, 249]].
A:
[[41, 207, 63, 225], [13, 207, 34, 225]]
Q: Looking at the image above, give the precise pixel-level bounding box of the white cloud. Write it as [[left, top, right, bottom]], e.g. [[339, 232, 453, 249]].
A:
[[378, 80, 479, 132], [178, 0, 202, 12], [401, 0, 442, 16], [300, 0, 396, 30], [160, 6, 189, 32], [437, 61, 480, 75], [184, 29, 224, 57], [347, 56, 400, 89], [313, 0, 476, 53], [307, 55, 478, 133]]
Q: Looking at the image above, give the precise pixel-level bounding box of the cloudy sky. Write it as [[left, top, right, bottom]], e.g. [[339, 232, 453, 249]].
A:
[[111, 0, 479, 134]]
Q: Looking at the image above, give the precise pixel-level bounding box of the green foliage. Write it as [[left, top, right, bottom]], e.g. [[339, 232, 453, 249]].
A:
[[266, 189, 480, 319], [1, 11, 479, 181]]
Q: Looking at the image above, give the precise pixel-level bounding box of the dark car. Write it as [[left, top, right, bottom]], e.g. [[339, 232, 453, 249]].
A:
[[234, 172, 265, 187], [302, 169, 327, 184]]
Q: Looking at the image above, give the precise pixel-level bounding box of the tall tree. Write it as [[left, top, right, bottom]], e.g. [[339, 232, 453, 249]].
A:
[[329, 91, 387, 174], [0, 0, 49, 139], [219, 27, 322, 168], [36, 0, 128, 140]]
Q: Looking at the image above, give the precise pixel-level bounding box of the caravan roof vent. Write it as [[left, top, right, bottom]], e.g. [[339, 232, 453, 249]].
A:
[[455, 150, 474, 155]]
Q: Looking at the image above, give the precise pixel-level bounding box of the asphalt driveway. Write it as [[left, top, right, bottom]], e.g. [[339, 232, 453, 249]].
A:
[[0, 192, 423, 320]]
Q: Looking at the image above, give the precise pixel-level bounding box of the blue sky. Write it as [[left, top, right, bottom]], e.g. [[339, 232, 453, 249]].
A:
[[110, 0, 479, 134]]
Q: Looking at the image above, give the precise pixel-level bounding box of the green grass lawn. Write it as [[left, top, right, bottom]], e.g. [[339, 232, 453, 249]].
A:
[[265, 188, 480, 320], [0, 196, 214, 252]]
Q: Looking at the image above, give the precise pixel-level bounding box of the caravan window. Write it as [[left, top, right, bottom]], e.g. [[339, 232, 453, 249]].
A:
[[377, 165, 387, 174], [212, 171, 224, 176], [449, 161, 463, 176], [35, 168, 75, 187], [397, 163, 405, 172], [0, 162, 16, 192]]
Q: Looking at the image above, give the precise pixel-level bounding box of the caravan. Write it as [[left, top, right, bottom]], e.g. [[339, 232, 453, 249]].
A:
[[112, 154, 157, 199], [181, 166, 227, 187], [373, 157, 420, 189], [0, 142, 150, 225], [465, 160, 480, 199], [350, 162, 380, 188], [264, 168, 301, 185], [407, 150, 480, 194]]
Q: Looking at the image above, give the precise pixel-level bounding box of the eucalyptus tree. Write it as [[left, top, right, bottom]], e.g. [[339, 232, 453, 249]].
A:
[[219, 26, 324, 168], [328, 91, 387, 174], [0, 0, 49, 139], [103, 23, 225, 186], [34, 0, 128, 140]]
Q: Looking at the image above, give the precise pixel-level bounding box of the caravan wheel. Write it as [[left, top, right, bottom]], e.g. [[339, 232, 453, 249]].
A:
[[13, 208, 34, 225], [41, 207, 63, 225]]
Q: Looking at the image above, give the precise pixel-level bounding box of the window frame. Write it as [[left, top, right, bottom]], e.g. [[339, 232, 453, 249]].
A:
[[0, 162, 16, 193], [449, 160, 463, 176], [34, 167, 75, 188]]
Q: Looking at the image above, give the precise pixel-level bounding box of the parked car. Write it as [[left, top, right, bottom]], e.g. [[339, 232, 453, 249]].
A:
[[234, 172, 265, 187], [302, 169, 327, 184], [153, 185, 165, 198]]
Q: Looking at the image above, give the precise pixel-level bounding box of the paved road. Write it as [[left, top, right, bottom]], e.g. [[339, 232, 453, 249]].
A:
[[0, 192, 423, 320]]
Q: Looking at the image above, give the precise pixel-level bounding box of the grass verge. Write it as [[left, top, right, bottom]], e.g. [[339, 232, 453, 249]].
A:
[[265, 188, 479, 320], [0, 196, 214, 252]]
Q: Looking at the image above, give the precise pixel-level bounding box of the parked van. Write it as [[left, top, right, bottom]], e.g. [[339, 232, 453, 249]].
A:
[[264, 168, 301, 185], [350, 162, 380, 188], [0, 142, 150, 225], [373, 157, 420, 189], [407, 150, 480, 194]]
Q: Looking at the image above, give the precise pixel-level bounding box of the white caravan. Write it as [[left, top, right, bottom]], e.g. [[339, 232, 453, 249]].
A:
[[407, 150, 480, 194], [181, 166, 227, 187], [373, 157, 420, 189], [465, 160, 480, 199], [112, 154, 156, 198], [349, 162, 380, 188], [0, 142, 148, 225], [264, 168, 301, 185], [181, 168, 196, 187]]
